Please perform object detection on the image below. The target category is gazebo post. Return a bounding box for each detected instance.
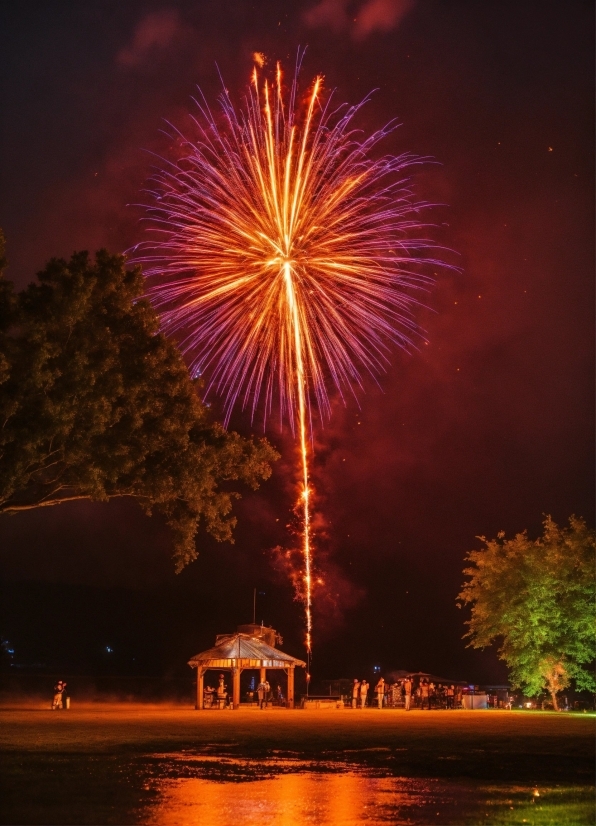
[287,665,295,709]
[260,666,266,684]
[232,667,241,709]
[196,667,205,710]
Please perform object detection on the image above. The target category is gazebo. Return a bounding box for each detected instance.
[188,624,306,709]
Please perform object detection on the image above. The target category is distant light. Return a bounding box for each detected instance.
[106,646,113,654]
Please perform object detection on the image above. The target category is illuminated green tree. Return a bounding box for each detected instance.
[458,516,596,710]
[0,247,278,571]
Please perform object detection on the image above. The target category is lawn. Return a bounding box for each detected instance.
[1,704,593,824]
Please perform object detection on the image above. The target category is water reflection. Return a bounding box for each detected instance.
[142,754,594,826]
[147,772,448,826]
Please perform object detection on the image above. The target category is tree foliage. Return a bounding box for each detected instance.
[458,516,596,709]
[0,248,278,571]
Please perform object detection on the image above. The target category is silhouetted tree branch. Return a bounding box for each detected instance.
[0,247,279,571]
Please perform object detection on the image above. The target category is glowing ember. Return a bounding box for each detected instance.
[136,53,442,651]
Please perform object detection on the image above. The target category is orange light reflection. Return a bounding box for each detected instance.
[146,772,421,826]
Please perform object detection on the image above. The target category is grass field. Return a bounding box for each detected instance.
[1,703,594,825]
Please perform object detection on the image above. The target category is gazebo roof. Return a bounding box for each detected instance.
[188,632,306,670]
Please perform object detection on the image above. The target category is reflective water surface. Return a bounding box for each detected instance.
[141,754,593,826]
[147,772,464,826]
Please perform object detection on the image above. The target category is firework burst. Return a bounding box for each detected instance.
[136,54,443,653]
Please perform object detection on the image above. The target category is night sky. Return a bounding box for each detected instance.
[0,1,593,689]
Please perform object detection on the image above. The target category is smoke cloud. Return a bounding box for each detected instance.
[303,0,415,39]
[116,9,182,67]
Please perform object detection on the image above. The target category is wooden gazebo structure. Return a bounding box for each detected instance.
[188,625,306,709]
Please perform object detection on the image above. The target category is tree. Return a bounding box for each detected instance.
[458,516,596,710]
[0,248,278,571]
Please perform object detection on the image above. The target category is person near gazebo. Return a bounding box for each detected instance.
[257,677,268,709]
[217,674,228,707]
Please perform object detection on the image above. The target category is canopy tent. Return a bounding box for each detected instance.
[188,628,306,709]
[399,671,468,686]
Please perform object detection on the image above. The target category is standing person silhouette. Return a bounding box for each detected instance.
[360,679,369,709]
[375,677,385,709]
[404,677,412,711]
[216,674,228,708]
[421,679,430,710]
[352,679,360,709]
[52,681,65,710]
[257,677,268,709]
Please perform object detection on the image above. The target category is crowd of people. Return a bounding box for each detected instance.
[200,675,466,709]
[48,674,470,710]
[351,677,463,709]
[202,674,285,708]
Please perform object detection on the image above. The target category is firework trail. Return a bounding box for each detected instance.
[136,53,443,654]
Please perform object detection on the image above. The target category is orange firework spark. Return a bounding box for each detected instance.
[136,54,442,653]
